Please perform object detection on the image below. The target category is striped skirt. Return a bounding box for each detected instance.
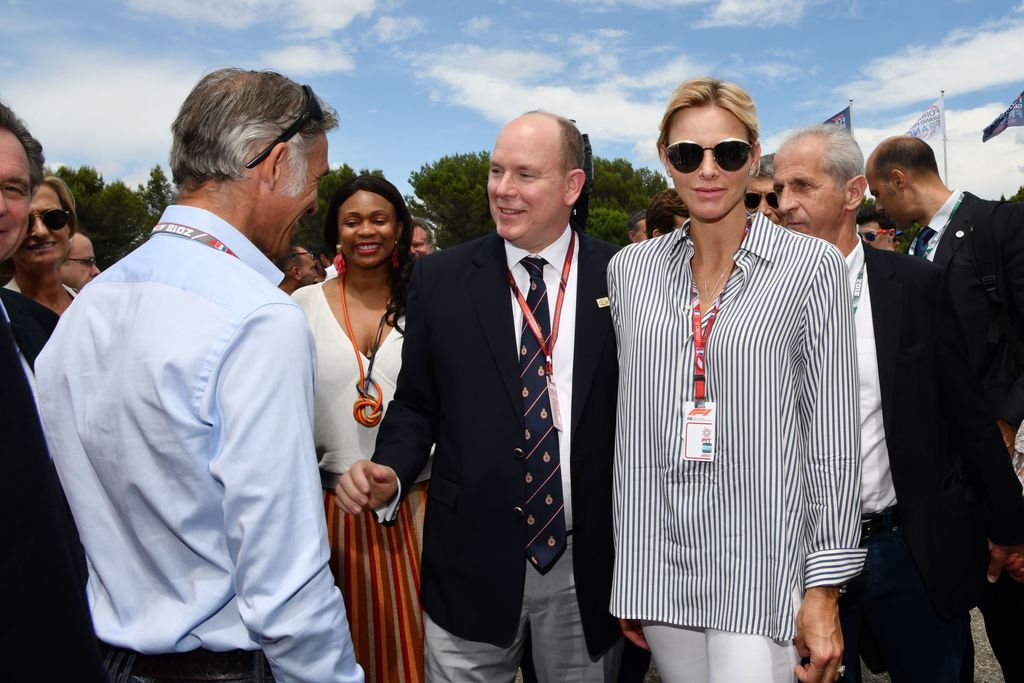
[323,481,429,683]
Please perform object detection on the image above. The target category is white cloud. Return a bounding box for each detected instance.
[0,48,202,182]
[123,0,377,37]
[262,41,356,75]
[372,15,426,42]
[566,0,703,8]
[462,16,492,36]
[839,12,1024,110]
[696,0,821,27]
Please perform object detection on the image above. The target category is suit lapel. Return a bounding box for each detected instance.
[932,192,975,268]
[864,247,900,434]
[469,234,524,424]
[571,235,611,437]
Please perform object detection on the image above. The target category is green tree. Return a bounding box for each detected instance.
[590,157,668,215]
[1010,185,1024,203]
[586,206,630,245]
[139,165,175,226]
[407,151,492,249]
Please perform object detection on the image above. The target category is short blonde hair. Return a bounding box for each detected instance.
[40,175,79,236]
[657,77,759,151]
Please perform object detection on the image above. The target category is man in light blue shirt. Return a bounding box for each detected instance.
[35,69,363,683]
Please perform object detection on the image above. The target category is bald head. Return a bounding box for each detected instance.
[867,135,940,180]
[865,135,950,229]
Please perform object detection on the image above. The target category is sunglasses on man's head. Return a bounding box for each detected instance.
[244,84,325,169]
[744,191,779,211]
[31,208,70,231]
[664,138,752,174]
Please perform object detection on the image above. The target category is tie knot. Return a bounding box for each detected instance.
[522,256,547,278]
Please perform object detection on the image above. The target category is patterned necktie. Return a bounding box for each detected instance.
[518,256,566,571]
[913,226,936,257]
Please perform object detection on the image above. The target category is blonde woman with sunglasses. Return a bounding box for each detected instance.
[4,175,78,315]
[607,77,863,683]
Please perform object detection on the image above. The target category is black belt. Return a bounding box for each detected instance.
[860,505,900,542]
[100,642,273,681]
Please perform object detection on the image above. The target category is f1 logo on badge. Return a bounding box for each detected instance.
[689,407,713,417]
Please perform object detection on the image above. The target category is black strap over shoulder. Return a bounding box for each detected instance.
[966,199,1024,376]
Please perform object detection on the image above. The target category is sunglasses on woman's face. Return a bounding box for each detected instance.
[744,191,779,211]
[664,138,752,174]
[30,208,70,231]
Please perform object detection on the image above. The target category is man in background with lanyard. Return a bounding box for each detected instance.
[776,125,1024,682]
[34,69,363,683]
[867,135,1024,681]
[337,112,624,681]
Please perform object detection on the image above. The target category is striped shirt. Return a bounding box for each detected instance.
[607,213,865,640]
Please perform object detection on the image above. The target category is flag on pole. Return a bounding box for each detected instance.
[823,106,852,130]
[982,89,1024,142]
[906,99,944,140]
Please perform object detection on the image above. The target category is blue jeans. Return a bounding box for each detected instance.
[838,514,968,683]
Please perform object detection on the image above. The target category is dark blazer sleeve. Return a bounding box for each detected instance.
[992,200,1024,425]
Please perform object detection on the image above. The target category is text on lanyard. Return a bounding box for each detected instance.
[151,222,237,258]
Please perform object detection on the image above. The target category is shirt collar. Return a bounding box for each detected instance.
[674,211,779,264]
[845,238,865,282]
[504,224,573,271]
[925,189,962,233]
[155,205,284,285]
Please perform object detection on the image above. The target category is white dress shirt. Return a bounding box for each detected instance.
[921,189,963,262]
[504,224,578,529]
[35,205,363,683]
[846,241,898,514]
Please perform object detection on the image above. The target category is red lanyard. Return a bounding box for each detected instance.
[151,223,237,258]
[690,281,721,403]
[507,230,576,376]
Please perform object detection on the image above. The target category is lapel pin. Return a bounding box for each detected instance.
[954,230,965,238]
[596,297,610,308]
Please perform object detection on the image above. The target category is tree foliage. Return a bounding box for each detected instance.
[1010,185,1024,203]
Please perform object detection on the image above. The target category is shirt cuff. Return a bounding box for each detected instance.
[373,478,403,525]
[804,547,867,589]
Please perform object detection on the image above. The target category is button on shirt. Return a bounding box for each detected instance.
[505,225,578,530]
[34,205,363,683]
[846,241,898,514]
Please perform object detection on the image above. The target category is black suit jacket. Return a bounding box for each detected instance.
[864,246,1024,617]
[933,192,1024,425]
[0,288,58,370]
[0,295,106,681]
[373,231,621,656]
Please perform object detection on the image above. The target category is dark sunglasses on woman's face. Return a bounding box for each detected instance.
[664,138,752,174]
[31,208,70,231]
[744,191,779,211]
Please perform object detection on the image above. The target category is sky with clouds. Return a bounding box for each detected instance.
[3,0,1024,203]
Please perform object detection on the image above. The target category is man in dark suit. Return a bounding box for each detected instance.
[0,101,106,682]
[774,125,1024,682]
[338,111,622,681]
[867,135,1024,681]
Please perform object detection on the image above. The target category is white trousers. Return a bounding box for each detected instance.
[643,621,797,683]
[424,537,622,682]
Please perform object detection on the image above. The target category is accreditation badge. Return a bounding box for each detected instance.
[682,401,716,462]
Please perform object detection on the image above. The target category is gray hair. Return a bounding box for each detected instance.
[755,153,774,179]
[0,101,45,191]
[170,68,339,195]
[522,110,585,174]
[628,209,646,232]
[778,124,863,189]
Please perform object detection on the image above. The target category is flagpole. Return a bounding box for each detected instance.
[941,90,948,185]
[848,98,854,137]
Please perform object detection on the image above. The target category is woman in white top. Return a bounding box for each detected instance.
[293,175,429,683]
[4,175,78,315]
[608,78,863,683]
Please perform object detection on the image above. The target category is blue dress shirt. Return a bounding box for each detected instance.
[35,205,363,683]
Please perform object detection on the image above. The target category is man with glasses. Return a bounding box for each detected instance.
[0,101,107,683]
[35,69,363,683]
[856,205,901,252]
[61,232,100,291]
[774,124,1024,682]
[277,243,323,294]
[745,154,782,224]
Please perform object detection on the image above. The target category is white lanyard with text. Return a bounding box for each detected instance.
[851,263,866,314]
[507,230,575,432]
[921,193,964,260]
[151,222,238,258]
